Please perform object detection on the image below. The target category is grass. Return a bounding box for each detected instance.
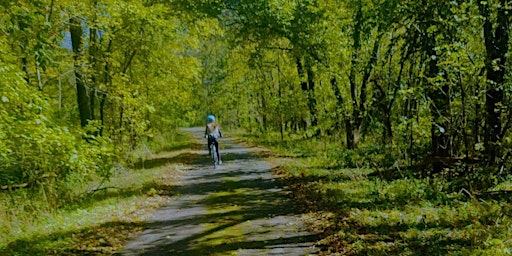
[235,131,512,255]
[0,130,199,255]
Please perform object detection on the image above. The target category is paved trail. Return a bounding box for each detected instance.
[119,127,319,255]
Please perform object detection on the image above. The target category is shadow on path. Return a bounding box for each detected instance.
[119,127,319,255]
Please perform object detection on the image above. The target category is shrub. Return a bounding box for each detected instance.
[0,57,115,205]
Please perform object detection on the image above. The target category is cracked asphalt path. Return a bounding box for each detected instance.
[119,127,319,255]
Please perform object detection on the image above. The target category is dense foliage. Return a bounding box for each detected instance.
[0,0,511,252]
[0,0,206,201]
[183,0,512,190]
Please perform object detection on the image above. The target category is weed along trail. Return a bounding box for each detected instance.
[118,127,319,255]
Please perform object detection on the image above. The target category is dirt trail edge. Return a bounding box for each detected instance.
[118,127,320,256]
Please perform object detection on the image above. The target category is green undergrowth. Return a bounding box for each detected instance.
[0,130,198,255]
[236,131,512,255]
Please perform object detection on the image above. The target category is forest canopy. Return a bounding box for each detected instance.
[0,0,511,202]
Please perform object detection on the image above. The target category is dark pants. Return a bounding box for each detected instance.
[208,136,221,161]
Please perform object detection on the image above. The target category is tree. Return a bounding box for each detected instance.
[69,16,93,128]
[478,0,511,163]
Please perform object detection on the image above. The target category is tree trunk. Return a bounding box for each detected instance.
[100,39,113,136]
[330,76,355,148]
[348,1,382,147]
[89,25,98,121]
[306,64,317,127]
[345,120,355,150]
[99,92,107,136]
[70,16,92,128]
[261,90,267,131]
[296,58,308,129]
[296,58,316,130]
[348,4,362,147]
[21,57,30,84]
[479,0,510,162]
[425,31,450,173]
[383,113,393,141]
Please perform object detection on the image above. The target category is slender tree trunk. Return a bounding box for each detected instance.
[345,120,355,150]
[384,59,405,141]
[353,32,382,140]
[348,3,362,147]
[474,71,483,146]
[21,57,30,84]
[58,74,62,110]
[306,64,317,128]
[459,62,470,159]
[90,88,96,120]
[34,52,43,91]
[330,76,354,148]
[119,105,123,129]
[89,31,97,121]
[426,35,451,173]
[348,1,381,147]
[261,90,267,131]
[99,92,107,136]
[330,77,344,113]
[277,53,284,141]
[100,39,112,136]
[296,58,317,130]
[296,58,308,130]
[17,17,31,84]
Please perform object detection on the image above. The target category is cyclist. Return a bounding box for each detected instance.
[205,114,222,165]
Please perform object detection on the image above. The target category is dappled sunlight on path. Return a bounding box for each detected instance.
[118,127,319,255]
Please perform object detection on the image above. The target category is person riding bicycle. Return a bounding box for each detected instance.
[205,114,222,165]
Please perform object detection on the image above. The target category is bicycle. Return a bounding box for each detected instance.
[208,135,219,168]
